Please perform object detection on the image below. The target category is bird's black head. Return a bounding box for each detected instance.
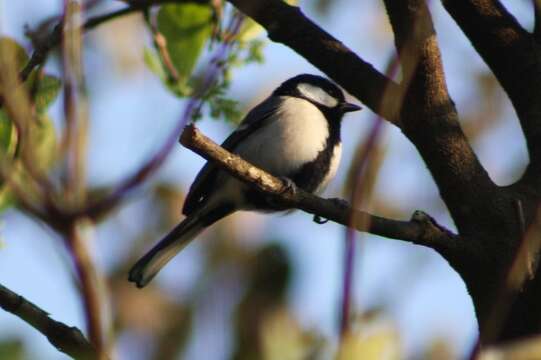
[272,74,361,116]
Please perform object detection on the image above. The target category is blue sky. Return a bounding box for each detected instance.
[0,0,534,358]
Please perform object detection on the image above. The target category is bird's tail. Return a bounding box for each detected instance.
[128,204,233,288]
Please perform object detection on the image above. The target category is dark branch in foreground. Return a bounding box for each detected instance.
[442,0,541,169]
[0,283,97,360]
[179,124,460,252]
[536,0,541,43]
[383,0,495,233]
[227,0,402,124]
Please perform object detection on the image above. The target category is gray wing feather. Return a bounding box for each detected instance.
[182,96,284,215]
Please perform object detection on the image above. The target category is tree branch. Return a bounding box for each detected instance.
[383,0,496,232]
[532,0,541,44]
[0,283,97,360]
[65,221,106,359]
[442,0,541,175]
[226,0,402,125]
[179,124,460,253]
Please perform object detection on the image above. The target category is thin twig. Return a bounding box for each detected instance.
[0,283,97,359]
[143,9,180,82]
[65,221,107,359]
[20,5,144,82]
[20,1,213,81]
[62,0,88,206]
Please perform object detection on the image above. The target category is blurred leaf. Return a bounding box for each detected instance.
[237,0,296,42]
[0,109,17,213]
[157,3,213,82]
[237,19,264,42]
[0,37,28,69]
[143,47,167,81]
[29,115,57,172]
[337,326,400,360]
[245,39,266,64]
[144,47,192,97]
[34,75,61,114]
[0,339,26,360]
[261,309,321,360]
[0,111,16,156]
[480,335,541,360]
[423,339,456,360]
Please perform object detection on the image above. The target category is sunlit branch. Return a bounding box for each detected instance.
[180,124,460,252]
[226,0,402,124]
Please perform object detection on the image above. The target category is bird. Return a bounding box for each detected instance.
[128,74,361,288]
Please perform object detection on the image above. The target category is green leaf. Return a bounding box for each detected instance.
[0,111,15,155]
[157,3,213,82]
[0,37,28,69]
[238,19,264,42]
[0,109,18,213]
[0,340,25,360]
[34,75,62,113]
[31,115,57,172]
[143,47,167,81]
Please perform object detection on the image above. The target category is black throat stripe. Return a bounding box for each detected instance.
[290,111,342,193]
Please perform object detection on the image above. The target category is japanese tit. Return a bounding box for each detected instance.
[129,74,361,288]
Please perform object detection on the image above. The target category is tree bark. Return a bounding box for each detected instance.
[227,0,541,345]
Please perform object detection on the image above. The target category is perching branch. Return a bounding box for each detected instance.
[179,124,460,253]
[442,0,541,171]
[226,0,402,124]
[0,283,97,360]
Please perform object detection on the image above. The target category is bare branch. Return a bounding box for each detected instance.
[179,124,460,252]
[65,221,108,360]
[226,0,402,124]
[442,0,541,175]
[0,283,97,359]
[383,0,496,231]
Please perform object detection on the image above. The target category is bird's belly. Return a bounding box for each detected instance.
[235,99,329,177]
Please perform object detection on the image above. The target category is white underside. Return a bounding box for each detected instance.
[235,97,330,175]
[209,97,341,209]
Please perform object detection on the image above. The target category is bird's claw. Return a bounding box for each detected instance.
[312,198,349,225]
[279,176,297,195]
[313,215,329,224]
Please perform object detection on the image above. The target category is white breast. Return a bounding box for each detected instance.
[235,97,329,176]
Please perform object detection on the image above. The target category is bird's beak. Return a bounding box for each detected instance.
[339,102,362,113]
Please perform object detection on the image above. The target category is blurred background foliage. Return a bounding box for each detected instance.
[0,0,537,359]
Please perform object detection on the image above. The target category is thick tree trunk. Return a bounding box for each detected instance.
[227,0,541,345]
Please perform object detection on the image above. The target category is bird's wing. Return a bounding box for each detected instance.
[182,96,284,215]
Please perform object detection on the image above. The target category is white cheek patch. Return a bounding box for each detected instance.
[296,83,339,108]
